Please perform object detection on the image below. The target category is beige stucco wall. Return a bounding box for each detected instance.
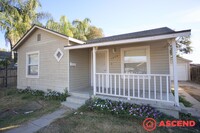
[17,29,69,92]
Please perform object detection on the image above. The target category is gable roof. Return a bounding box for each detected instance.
[177,57,192,62]
[65,27,191,50]
[12,24,85,51]
[87,27,177,44]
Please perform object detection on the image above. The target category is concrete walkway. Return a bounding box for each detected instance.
[5,107,72,133]
[178,82,200,118]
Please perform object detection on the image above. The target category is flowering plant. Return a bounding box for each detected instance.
[18,88,68,101]
[87,98,162,119]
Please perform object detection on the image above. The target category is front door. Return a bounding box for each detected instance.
[91,49,109,87]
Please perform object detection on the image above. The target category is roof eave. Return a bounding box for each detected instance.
[64,30,191,50]
[12,25,85,51]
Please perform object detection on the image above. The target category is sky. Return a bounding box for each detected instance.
[0,0,200,63]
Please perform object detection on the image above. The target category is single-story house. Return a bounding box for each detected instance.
[12,25,191,109]
[170,57,192,81]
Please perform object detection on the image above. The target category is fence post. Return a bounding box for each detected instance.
[5,60,8,87]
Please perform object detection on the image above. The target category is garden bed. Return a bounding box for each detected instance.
[0,88,68,130]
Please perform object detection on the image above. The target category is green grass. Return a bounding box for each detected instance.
[37,105,200,133]
[179,95,193,107]
[171,90,193,107]
[0,88,61,129]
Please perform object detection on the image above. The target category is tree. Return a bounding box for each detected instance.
[46,16,73,37]
[46,17,104,41]
[86,26,103,40]
[176,36,192,55]
[59,16,73,37]
[72,18,104,41]
[72,18,91,41]
[170,36,193,56]
[0,0,50,48]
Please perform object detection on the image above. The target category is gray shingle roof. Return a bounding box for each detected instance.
[86,27,175,44]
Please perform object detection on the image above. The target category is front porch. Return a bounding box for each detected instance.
[70,73,175,105]
[66,39,180,107]
[95,73,174,102]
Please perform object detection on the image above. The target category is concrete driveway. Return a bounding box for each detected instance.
[178,81,200,117]
[179,81,200,103]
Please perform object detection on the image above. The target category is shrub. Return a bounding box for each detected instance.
[86,98,162,119]
[44,90,68,101]
[18,88,68,101]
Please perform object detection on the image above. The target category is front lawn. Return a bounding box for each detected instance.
[0,88,66,130]
[37,98,200,133]
[171,90,193,107]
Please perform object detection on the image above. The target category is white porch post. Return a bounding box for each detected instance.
[93,47,96,95]
[172,40,179,106]
[66,49,70,93]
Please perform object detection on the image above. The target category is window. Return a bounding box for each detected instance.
[37,34,41,41]
[121,46,150,74]
[26,51,39,77]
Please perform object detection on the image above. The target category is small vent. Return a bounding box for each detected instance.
[37,34,41,41]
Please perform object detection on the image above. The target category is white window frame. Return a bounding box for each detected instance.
[121,46,151,74]
[26,51,40,78]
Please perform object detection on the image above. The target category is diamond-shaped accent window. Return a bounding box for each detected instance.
[54,48,63,62]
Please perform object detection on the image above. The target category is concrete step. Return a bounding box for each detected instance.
[61,101,82,110]
[67,96,88,104]
[69,92,90,99]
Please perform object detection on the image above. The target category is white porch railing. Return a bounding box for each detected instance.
[95,73,173,103]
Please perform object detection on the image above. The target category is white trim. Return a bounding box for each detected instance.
[93,47,96,95]
[172,40,179,106]
[26,51,40,78]
[176,57,192,62]
[91,49,109,86]
[168,43,171,90]
[120,46,151,74]
[68,37,85,44]
[54,48,64,62]
[66,49,70,92]
[188,63,191,80]
[12,25,85,50]
[64,31,191,50]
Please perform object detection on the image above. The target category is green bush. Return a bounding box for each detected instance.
[18,88,68,101]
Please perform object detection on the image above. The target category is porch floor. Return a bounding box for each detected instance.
[70,87,175,102]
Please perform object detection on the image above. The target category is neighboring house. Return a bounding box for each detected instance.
[170,57,192,81]
[0,51,11,61]
[12,25,191,115]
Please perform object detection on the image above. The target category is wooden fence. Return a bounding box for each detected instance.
[191,65,200,83]
[0,68,17,87]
